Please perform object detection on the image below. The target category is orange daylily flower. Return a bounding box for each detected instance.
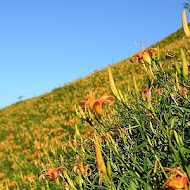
[0,173,5,178]
[147,47,157,57]
[182,87,188,97]
[164,167,189,190]
[6,135,14,141]
[82,92,114,116]
[39,166,63,182]
[82,91,96,108]
[130,44,152,64]
[73,163,89,175]
[8,181,17,187]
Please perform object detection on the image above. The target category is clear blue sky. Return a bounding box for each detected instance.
[0,0,184,108]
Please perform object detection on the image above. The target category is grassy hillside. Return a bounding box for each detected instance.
[0,26,190,189]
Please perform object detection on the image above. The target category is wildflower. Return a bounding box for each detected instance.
[82,92,114,116]
[99,134,108,142]
[0,173,5,178]
[8,181,17,187]
[180,48,189,82]
[164,167,189,190]
[33,151,39,158]
[81,91,96,108]
[182,10,190,38]
[34,141,43,150]
[182,87,188,97]
[6,135,14,141]
[130,44,152,64]
[147,47,158,57]
[73,163,89,175]
[39,166,63,182]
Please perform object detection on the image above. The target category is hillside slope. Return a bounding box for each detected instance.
[0,27,190,188]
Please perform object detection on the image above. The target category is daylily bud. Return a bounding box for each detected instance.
[143,52,152,64]
[132,76,140,100]
[108,66,121,101]
[180,48,189,81]
[75,125,81,138]
[147,135,153,147]
[174,63,181,76]
[153,160,159,173]
[175,74,181,93]
[106,160,112,178]
[64,171,77,190]
[94,137,107,176]
[182,87,188,97]
[157,46,160,60]
[182,10,190,38]
[173,130,181,146]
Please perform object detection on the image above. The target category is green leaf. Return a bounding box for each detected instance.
[131,142,147,153]
[171,105,190,113]
[180,147,190,154]
[128,179,137,190]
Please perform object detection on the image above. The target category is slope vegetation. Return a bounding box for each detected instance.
[0,27,189,189]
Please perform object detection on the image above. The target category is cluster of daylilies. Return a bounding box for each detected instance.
[37,10,190,190]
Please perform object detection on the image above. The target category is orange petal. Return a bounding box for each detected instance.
[93,101,103,115]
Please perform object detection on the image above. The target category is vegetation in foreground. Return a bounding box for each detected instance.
[1,9,190,190]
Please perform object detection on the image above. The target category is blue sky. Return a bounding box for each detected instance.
[0,0,185,108]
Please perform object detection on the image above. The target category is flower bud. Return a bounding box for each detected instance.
[182,10,190,37]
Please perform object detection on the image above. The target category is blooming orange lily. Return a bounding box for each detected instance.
[73,163,89,175]
[130,44,152,64]
[39,166,63,182]
[147,47,157,57]
[164,167,189,190]
[82,91,114,116]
